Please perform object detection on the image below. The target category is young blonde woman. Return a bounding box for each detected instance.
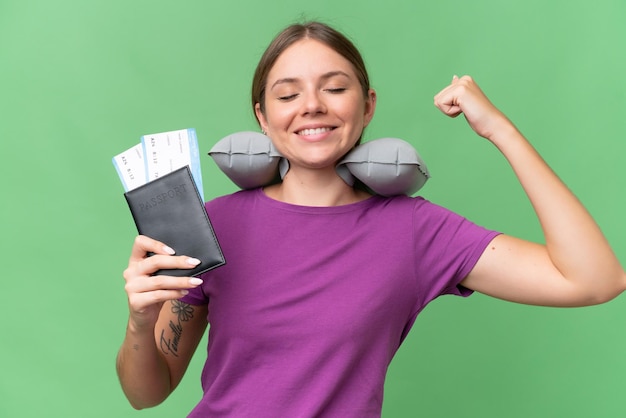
[116,21,625,417]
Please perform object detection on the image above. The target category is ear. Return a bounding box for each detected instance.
[255,103,269,134]
[363,89,377,127]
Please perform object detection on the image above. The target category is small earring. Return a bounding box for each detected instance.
[262,129,267,136]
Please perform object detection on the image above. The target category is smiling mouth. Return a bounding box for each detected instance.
[296,127,335,136]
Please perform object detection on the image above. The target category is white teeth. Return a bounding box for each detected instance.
[299,127,332,136]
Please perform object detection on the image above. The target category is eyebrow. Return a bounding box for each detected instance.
[270,70,351,90]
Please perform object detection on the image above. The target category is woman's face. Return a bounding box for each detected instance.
[255,39,376,172]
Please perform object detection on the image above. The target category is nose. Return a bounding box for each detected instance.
[301,90,326,116]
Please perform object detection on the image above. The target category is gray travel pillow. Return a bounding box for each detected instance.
[209,131,430,196]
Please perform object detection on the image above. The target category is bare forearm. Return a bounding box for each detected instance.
[116,322,172,410]
[492,125,625,301]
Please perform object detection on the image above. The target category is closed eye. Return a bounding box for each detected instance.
[277,93,298,101]
[326,88,346,94]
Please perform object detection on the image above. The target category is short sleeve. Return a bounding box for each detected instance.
[412,198,500,310]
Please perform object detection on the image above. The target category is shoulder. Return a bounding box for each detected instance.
[205,188,258,211]
[369,194,452,218]
[385,194,497,243]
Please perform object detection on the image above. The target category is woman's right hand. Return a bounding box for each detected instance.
[122,235,203,332]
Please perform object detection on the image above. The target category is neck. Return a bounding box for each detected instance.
[263,167,370,207]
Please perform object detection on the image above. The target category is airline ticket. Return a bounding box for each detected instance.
[112,128,204,201]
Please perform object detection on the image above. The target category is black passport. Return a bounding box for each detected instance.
[124,165,225,276]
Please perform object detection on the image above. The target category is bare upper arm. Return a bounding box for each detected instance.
[461,234,600,307]
[154,299,208,391]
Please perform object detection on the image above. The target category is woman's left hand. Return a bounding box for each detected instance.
[436,76,626,307]
[433,75,513,142]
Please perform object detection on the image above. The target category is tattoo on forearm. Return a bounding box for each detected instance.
[159,300,195,357]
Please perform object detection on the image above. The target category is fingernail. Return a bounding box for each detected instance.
[180,290,189,295]
[189,278,203,285]
[164,245,175,255]
[187,257,201,265]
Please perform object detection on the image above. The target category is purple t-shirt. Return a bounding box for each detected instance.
[180,188,499,417]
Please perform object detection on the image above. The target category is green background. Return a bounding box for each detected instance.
[1,0,624,417]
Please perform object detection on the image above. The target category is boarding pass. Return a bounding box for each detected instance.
[112,128,204,201]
